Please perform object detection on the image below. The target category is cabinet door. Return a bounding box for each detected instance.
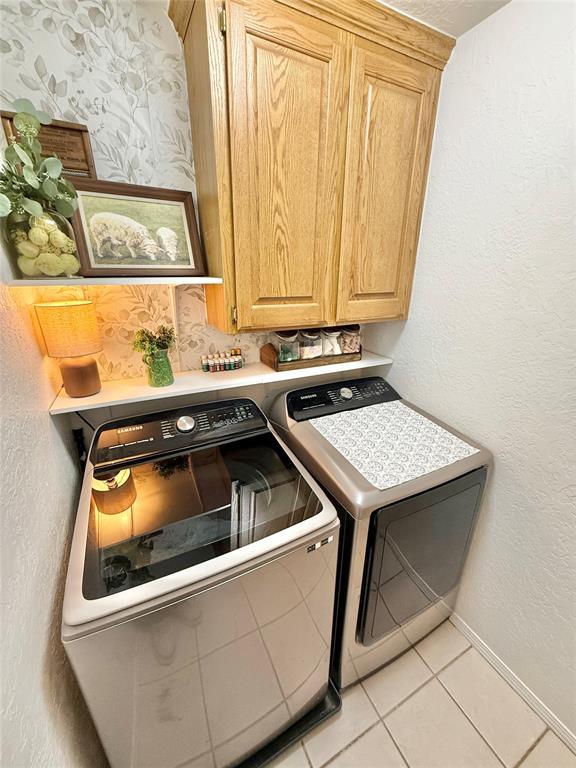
[336,38,440,323]
[227,0,350,330]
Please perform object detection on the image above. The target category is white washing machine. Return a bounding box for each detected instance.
[62,398,340,768]
[270,377,492,689]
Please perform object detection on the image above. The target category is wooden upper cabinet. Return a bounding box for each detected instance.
[336,37,441,323]
[226,0,349,329]
[170,0,454,332]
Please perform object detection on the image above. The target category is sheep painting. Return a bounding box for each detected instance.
[78,190,199,271]
[89,213,165,261]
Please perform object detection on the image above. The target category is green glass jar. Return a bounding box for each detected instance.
[6,208,80,279]
[143,349,174,387]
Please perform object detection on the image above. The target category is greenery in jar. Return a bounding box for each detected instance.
[133,325,176,388]
[133,325,176,356]
[0,99,81,277]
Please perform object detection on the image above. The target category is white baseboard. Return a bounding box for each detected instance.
[449,613,576,754]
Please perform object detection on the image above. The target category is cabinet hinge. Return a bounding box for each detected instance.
[219,4,226,36]
[232,305,237,324]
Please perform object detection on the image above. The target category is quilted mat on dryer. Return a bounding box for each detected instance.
[309,400,479,490]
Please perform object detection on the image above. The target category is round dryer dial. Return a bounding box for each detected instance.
[176,415,196,433]
[339,387,354,400]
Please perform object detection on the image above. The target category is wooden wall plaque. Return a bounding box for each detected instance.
[1,111,97,179]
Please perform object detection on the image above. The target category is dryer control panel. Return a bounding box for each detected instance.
[91,398,266,467]
[287,377,400,421]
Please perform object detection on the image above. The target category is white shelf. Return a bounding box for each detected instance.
[49,351,393,415]
[6,276,223,287]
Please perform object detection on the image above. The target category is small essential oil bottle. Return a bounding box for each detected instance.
[201,356,209,372]
[208,357,214,373]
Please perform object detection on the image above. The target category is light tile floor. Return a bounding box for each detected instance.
[269,620,576,768]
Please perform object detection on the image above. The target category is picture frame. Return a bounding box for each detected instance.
[1,111,97,179]
[71,179,206,277]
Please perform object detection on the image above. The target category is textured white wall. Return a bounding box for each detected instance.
[366,0,576,735]
[0,285,107,766]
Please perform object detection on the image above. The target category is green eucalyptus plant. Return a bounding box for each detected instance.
[0,98,78,220]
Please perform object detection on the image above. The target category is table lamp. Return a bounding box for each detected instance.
[34,300,103,397]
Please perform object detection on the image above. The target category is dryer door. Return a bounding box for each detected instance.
[359,468,487,646]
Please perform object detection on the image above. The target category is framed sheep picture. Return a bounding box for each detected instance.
[71,180,205,277]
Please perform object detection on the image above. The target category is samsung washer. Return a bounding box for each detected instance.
[62,398,340,768]
[269,377,492,689]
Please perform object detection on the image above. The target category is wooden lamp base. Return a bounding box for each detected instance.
[60,356,102,398]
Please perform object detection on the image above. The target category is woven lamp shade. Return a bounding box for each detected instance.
[34,301,102,358]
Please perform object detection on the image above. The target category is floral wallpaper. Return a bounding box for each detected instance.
[175,286,269,372]
[1,0,266,380]
[36,282,270,382]
[0,0,194,188]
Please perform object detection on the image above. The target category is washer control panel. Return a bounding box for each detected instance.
[92,399,265,466]
[287,377,400,421]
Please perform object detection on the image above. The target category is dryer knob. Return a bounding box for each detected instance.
[176,415,196,433]
[339,387,354,400]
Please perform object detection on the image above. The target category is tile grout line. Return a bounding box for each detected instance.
[361,670,434,721]
[361,662,459,768]
[320,721,382,768]
[360,674,428,768]
[434,672,508,768]
[432,640,549,767]
[512,728,549,768]
[306,621,559,768]
[413,636,472,676]
[315,683,383,768]
[301,738,314,768]
[380,718,411,768]
[420,637,509,767]
[416,637,514,767]
[369,638,508,768]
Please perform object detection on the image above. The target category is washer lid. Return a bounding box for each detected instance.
[64,428,336,627]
